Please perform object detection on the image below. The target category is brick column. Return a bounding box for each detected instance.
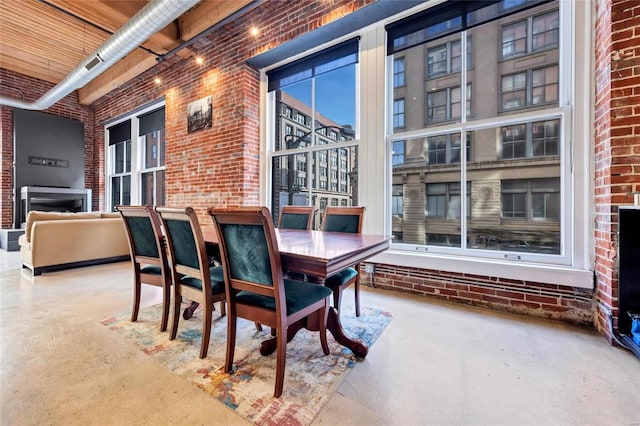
[594,0,640,341]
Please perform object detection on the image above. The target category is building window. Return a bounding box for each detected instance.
[426,37,472,78]
[106,104,165,210]
[427,85,471,123]
[392,140,405,166]
[501,65,558,110]
[427,182,461,219]
[393,57,405,87]
[394,98,405,128]
[392,185,403,217]
[501,178,560,221]
[501,9,559,59]
[501,119,559,159]
[427,133,470,165]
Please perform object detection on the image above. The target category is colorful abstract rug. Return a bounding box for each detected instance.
[101,303,392,425]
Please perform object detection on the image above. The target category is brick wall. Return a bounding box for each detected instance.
[360,264,594,325]
[594,0,640,341]
[0,69,94,227]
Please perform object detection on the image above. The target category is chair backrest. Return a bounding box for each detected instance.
[322,206,365,234]
[278,205,314,230]
[116,205,165,265]
[155,207,208,279]
[208,207,286,309]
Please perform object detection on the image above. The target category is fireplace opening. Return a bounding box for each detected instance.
[19,186,91,228]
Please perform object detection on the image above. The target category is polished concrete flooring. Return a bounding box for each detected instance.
[1,249,639,426]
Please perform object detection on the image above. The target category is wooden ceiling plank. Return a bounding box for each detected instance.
[179,0,254,41]
[44,0,193,56]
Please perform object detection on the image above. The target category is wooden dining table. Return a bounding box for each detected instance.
[203,226,391,358]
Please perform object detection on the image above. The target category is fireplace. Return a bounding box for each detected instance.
[20,186,92,228]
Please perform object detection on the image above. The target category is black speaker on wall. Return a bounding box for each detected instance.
[617,206,640,352]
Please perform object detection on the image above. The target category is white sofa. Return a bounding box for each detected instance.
[19,211,130,275]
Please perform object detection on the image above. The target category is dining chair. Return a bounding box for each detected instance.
[155,206,226,359]
[278,205,314,230]
[322,206,365,317]
[278,205,314,281]
[208,206,332,398]
[116,205,171,332]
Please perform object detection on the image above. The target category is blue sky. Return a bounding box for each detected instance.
[282,65,355,128]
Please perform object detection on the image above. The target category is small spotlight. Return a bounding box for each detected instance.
[154,77,161,85]
[250,26,259,37]
[195,56,204,65]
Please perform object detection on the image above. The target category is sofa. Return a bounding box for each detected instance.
[19,211,130,275]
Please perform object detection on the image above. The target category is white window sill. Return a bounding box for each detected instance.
[369,249,594,289]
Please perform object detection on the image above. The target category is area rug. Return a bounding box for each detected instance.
[101,302,392,425]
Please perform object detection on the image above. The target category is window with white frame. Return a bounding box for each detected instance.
[261,0,591,287]
[267,40,358,226]
[387,0,570,259]
[106,102,165,211]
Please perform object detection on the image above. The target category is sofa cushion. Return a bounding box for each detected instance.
[25,211,102,243]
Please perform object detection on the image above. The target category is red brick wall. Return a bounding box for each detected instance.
[361,264,594,324]
[594,0,640,341]
[92,0,372,225]
[0,69,94,227]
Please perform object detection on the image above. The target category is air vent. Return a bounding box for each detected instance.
[85,54,104,71]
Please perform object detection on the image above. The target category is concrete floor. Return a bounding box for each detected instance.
[1,249,639,426]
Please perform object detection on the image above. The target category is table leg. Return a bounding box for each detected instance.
[258,306,369,358]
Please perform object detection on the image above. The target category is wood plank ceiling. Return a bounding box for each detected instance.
[0,0,254,105]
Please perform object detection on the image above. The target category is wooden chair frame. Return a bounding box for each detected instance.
[116,205,171,332]
[322,206,365,316]
[156,206,226,359]
[278,205,314,230]
[208,206,330,397]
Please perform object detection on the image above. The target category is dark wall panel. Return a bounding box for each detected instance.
[13,109,85,227]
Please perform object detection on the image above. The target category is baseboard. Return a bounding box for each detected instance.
[28,255,130,275]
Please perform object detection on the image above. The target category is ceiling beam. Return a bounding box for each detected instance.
[179,0,253,41]
[78,50,158,105]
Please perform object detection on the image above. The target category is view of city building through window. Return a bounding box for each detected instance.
[268,40,358,229]
[390,0,562,254]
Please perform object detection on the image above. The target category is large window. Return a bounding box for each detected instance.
[106,102,165,210]
[387,0,568,259]
[267,40,358,228]
[262,0,591,287]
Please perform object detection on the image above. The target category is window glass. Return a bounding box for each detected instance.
[106,105,164,209]
[269,41,357,226]
[389,0,562,257]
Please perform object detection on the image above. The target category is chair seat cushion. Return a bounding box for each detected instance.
[140,265,162,275]
[180,265,225,294]
[324,267,358,287]
[236,279,332,315]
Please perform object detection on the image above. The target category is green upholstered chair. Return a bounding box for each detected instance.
[155,206,226,359]
[278,205,314,281]
[208,206,332,398]
[322,206,365,317]
[278,205,314,230]
[116,205,171,332]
